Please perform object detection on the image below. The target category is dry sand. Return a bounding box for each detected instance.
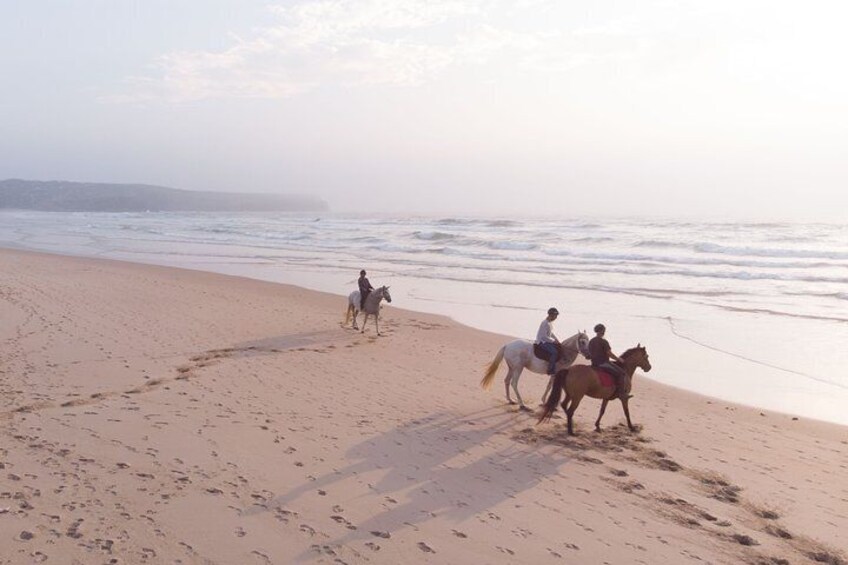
[1,248,846,564]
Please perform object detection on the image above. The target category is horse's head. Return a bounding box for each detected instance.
[575,330,590,358]
[380,286,392,303]
[630,344,651,373]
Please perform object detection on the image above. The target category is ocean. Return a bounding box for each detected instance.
[2,211,846,424]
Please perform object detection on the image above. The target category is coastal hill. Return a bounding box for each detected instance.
[0,179,328,212]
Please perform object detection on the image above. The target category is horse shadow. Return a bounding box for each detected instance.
[248,406,572,559]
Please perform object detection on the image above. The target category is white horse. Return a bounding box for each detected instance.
[480,331,590,411]
[345,286,392,336]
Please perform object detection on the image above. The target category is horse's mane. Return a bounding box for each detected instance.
[620,347,642,359]
[613,346,644,367]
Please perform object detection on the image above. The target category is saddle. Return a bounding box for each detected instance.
[594,369,617,389]
[533,343,563,362]
[595,366,629,399]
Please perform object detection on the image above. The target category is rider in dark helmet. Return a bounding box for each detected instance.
[536,307,561,375]
[358,269,374,310]
[588,323,628,399]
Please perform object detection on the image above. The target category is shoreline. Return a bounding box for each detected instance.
[1,247,846,564]
[2,242,846,427]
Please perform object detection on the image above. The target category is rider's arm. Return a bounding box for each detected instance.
[606,343,622,363]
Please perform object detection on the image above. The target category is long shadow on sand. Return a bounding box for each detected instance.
[248,406,572,558]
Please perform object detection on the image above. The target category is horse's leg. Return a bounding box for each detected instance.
[352,309,359,330]
[565,394,583,435]
[621,397,636,432]
[375,313,381,336]
[361,313,368,333]
[511,367,529,410]
[559,394,571,421]
[594,399,609,432]
[504,364,517,405]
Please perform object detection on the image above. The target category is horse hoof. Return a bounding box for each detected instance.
[519,405,533,413]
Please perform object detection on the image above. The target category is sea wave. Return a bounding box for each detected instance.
[634,239,691,249]
[411,231,457,241]
[488,241,537,251]
[4,211,847,326]
[695,242,848,260]
[434,217,520,228]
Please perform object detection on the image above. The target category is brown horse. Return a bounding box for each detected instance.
[537,345,651,435]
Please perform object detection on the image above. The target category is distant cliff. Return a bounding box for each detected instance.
[0,179,328,212]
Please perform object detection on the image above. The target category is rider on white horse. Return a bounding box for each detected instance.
[358,270,374,310]
[536,307,561,375]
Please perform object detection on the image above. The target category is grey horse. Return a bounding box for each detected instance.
[481,331,590,411]
[345,286,392,336]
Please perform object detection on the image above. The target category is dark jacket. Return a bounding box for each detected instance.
[588,336,612,367]
[358,276,373,295]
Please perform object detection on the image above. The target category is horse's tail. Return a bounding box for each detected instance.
[538,369,568,424]
[480,346,505,390]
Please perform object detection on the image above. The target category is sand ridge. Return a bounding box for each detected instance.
[1,248,846,564]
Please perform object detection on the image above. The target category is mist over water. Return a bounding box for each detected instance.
[2,211,847,423]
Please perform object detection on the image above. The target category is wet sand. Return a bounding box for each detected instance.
[1,248,846,564]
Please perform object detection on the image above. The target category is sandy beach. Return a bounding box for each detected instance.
[1,247,846,564]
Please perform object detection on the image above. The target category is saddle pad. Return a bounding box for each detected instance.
[596,370,616,389]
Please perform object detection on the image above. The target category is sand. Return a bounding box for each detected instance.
[1,247,846,564]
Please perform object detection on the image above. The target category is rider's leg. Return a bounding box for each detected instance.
[541,343,558,375]
[605,363,628,400]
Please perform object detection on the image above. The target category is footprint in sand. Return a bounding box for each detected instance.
[251,550,272,564]
[331,515,357,530]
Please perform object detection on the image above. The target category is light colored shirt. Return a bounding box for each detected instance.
[536,319,558,344]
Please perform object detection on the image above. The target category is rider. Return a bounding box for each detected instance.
[358,269,374,310]
[536,308,561,375]
[588,323,628,400]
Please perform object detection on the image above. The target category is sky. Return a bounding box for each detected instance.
[1,0,846,220]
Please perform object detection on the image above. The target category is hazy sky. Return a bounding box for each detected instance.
[1,1,846,219]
